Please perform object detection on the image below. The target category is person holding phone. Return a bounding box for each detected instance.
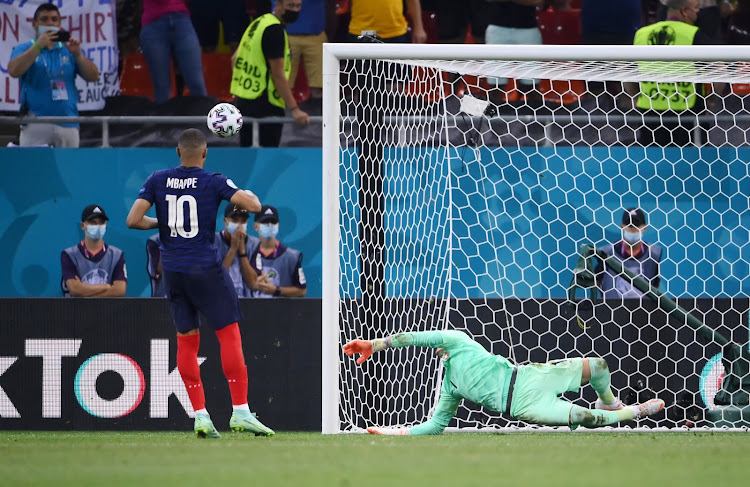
[7,3,99,148]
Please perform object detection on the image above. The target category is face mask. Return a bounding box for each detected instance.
[259,223,279,240]
[86,224,106,240]
[37,25,59,38]
[281,10,300,24]
[622,229,641,244]
[227,222,247,235]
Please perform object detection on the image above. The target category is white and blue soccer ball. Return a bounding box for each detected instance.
[207,102,243,138]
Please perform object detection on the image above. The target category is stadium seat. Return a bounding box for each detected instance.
[536,7,586,105]
[201,52,233,101]
[537,7,582,45]
[732,83,750,95]
[120,52,176,100]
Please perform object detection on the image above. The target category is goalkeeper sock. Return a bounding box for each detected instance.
[216,322,249,406]
[570,405,635,427]
[588,357,617,404]
[176,333,205,412]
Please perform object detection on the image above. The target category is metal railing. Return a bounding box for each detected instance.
[0,112,746,147]
[0,115,323,148]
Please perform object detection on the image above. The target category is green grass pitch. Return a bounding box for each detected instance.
[1,431,747,487]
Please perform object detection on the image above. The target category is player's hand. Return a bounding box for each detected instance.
[66,37,82,57]
[256,273,276,294]
[230,226,246,249]
[343,339,373,365]
[291,107,310,126]
[36,29,57,50]
[411,27,428,44]
[367,427,410,435]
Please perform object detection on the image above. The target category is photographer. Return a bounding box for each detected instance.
[7,3,99,148]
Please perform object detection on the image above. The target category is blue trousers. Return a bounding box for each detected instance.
[140,12,207,103]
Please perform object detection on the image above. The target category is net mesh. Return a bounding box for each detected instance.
[335,54,750,432]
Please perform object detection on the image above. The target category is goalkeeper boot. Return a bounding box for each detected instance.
[229,410,275,436]
[367,427,410,436]
[632,398,665,420]
[194,414,221,439]
[594,398,624,411]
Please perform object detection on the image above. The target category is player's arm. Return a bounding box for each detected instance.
[98,280,127,297]
[344,330,468,364]
[126,199,158,230]
[229,190,262,214]
[98,255,127,297]
[65,277,112,297]
[239,255,258,290]
[368,377,460,436]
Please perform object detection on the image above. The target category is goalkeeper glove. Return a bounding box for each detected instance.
[367,427,411,435]
[343,338,390,364]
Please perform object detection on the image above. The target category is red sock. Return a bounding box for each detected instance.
[176,333,205,412]
[215,323,249,406]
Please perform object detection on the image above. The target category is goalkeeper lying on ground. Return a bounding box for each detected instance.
[343,330,664,434]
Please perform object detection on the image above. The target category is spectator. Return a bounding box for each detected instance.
[250,205,307,298]
[286,0,328,99]
[696,0,735,42]
[7,3,100,148]
[595,208,663,299]
[61,205,127,297]
[347,0,427,43]
[116,0,142,59]
[231,0,311,147]
[630,0,722,146]
[728,0,750,44]
[581,0,641,45]
[484,0,544,92]
[215,204,261,297]
[146,233,166,297]
[189,0,250,52]
[140,0,207,104]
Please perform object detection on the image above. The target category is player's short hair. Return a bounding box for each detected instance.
[34,3,60,20]
[178,129,207,152]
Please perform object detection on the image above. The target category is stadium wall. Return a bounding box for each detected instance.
[1,146,749,299]
[0,298,745,430]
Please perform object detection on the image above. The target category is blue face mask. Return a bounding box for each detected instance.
[259,223,279,240]
[86,224,106,240]
[37,25,59,38]
[622,229,641,244]
[227,222,247,235]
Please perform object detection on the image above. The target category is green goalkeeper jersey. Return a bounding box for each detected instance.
[388,330,515,435]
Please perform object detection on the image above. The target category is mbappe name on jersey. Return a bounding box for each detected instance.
[166,178,198,189]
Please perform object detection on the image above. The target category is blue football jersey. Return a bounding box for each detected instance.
[138,166,239,272]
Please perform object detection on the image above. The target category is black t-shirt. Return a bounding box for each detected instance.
[487,3,538,29]
[692,28,717,45]
[262,23,285,60]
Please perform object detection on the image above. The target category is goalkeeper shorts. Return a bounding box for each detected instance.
[510,358,583,426]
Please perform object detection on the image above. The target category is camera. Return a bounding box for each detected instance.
[55,30,71,42]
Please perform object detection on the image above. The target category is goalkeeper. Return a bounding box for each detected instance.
[344,330,664,434]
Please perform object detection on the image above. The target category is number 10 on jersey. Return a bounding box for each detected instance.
[166,194,198,238]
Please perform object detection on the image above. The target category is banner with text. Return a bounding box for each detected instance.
[0,0,119,111]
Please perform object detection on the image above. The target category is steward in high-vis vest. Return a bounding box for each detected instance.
[230,0,310,148]
[630,0,718,145]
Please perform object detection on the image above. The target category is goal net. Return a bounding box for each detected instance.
[321,44,750,433]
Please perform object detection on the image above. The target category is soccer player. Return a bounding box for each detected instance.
[126,128,274,439]
[344,330,664,434]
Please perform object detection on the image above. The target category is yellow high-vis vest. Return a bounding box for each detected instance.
[633,21,700,111]
[230,13,291,108]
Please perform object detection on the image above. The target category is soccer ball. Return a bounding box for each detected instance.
[207,103,243,138]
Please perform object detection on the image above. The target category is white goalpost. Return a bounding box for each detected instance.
[322,43,750,434]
